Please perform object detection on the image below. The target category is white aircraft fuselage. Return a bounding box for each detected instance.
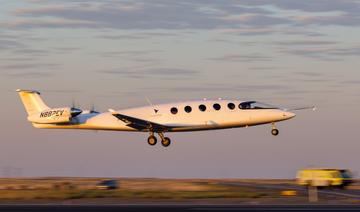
[17,89,296,147]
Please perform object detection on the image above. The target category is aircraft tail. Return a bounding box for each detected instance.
[16,89,50,115]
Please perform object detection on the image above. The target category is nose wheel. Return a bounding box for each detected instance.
[271,123,279,136]
[147,132,171,147]
[271,129,279,136]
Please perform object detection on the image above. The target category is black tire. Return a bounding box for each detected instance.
[161,137,171,147]
[271,129,279,136]
[147,135,157,146]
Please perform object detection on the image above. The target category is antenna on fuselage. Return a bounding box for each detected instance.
[145,97,159,114]
[145,97,153,107]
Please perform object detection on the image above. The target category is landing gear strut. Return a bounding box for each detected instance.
[271,123,279,136]
[158,132,171,147]
[147,132,171,147]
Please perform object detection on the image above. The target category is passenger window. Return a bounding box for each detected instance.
[184,106,192,113]
[199,104,206,112]
[213,103,221,110]
[227,103,235,110]
[170,107,178,114]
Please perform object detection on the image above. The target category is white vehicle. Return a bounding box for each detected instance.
[17,89,303,147]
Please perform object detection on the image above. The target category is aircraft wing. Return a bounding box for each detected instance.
[110,111,171,132]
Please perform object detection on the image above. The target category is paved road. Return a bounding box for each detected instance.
[222,182,360,199]
[1,204,360,212]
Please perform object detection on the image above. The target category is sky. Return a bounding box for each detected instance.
[0,0,359,179]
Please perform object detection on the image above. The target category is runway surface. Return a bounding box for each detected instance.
[1,204,360,212]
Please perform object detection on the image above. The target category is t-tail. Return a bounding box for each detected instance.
[16,89,50,115]
[16,89,82,125]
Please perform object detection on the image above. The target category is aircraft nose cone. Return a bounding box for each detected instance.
[282,111,296,119]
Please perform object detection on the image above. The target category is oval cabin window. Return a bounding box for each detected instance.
[184,106,192,113]
[228,102,235,110]
[170,107,178,114]
[199,104,206,112]
[213,103,221,110]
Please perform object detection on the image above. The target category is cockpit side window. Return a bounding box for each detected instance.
[239,101,277,110]
[239,101,253,109]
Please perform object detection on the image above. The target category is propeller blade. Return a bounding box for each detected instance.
[70,99,82,117]
[90,103,99,113]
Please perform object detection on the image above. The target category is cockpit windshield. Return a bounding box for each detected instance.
[239,101,278,110]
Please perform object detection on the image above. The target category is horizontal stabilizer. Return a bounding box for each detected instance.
[16,89,41,95]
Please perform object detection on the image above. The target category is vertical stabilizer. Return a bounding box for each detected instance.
[16,89,49,115]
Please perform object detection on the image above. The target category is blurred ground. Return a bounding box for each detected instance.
[0,178,359,204]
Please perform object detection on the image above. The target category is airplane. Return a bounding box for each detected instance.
[16,89,309,147]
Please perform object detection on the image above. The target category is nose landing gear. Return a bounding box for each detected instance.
[271,128,279,136]
[147,132,171,147]
[271,123,279,136]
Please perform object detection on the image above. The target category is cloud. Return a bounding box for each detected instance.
[7,0,360,30]
[0,18,98,29]
[147,68,198,76]
[98,50,162,63]
[218,28,279,36]
[236,0,360,26]
[238,0,360,14]
[52,47,81,52]
[98,68,199,79]
[140,83,291,95]
[341,80,360,85]
[98,32,179,40]
[217,27,325,37]
[207,54,271,62]
[279,46,360,60]
[218,14,290,26]
[3,1,285,30]
[97,35,146,40]
[0,57,36,62]
[293,71,325,77]
[249,67,279,70]
[276,40,337,46]
[293,14,360,26]
[43,89,82,93]
[4,72,54,79]
[0,63,60,70]
[99,50,162,57]
[0,39,26,49]
[12,48,50,56]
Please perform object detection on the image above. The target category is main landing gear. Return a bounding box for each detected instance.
[271,123,279,136]
[147,133,157,146]
[147,132,171,147]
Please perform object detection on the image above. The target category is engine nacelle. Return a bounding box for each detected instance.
[27,107,82,124]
